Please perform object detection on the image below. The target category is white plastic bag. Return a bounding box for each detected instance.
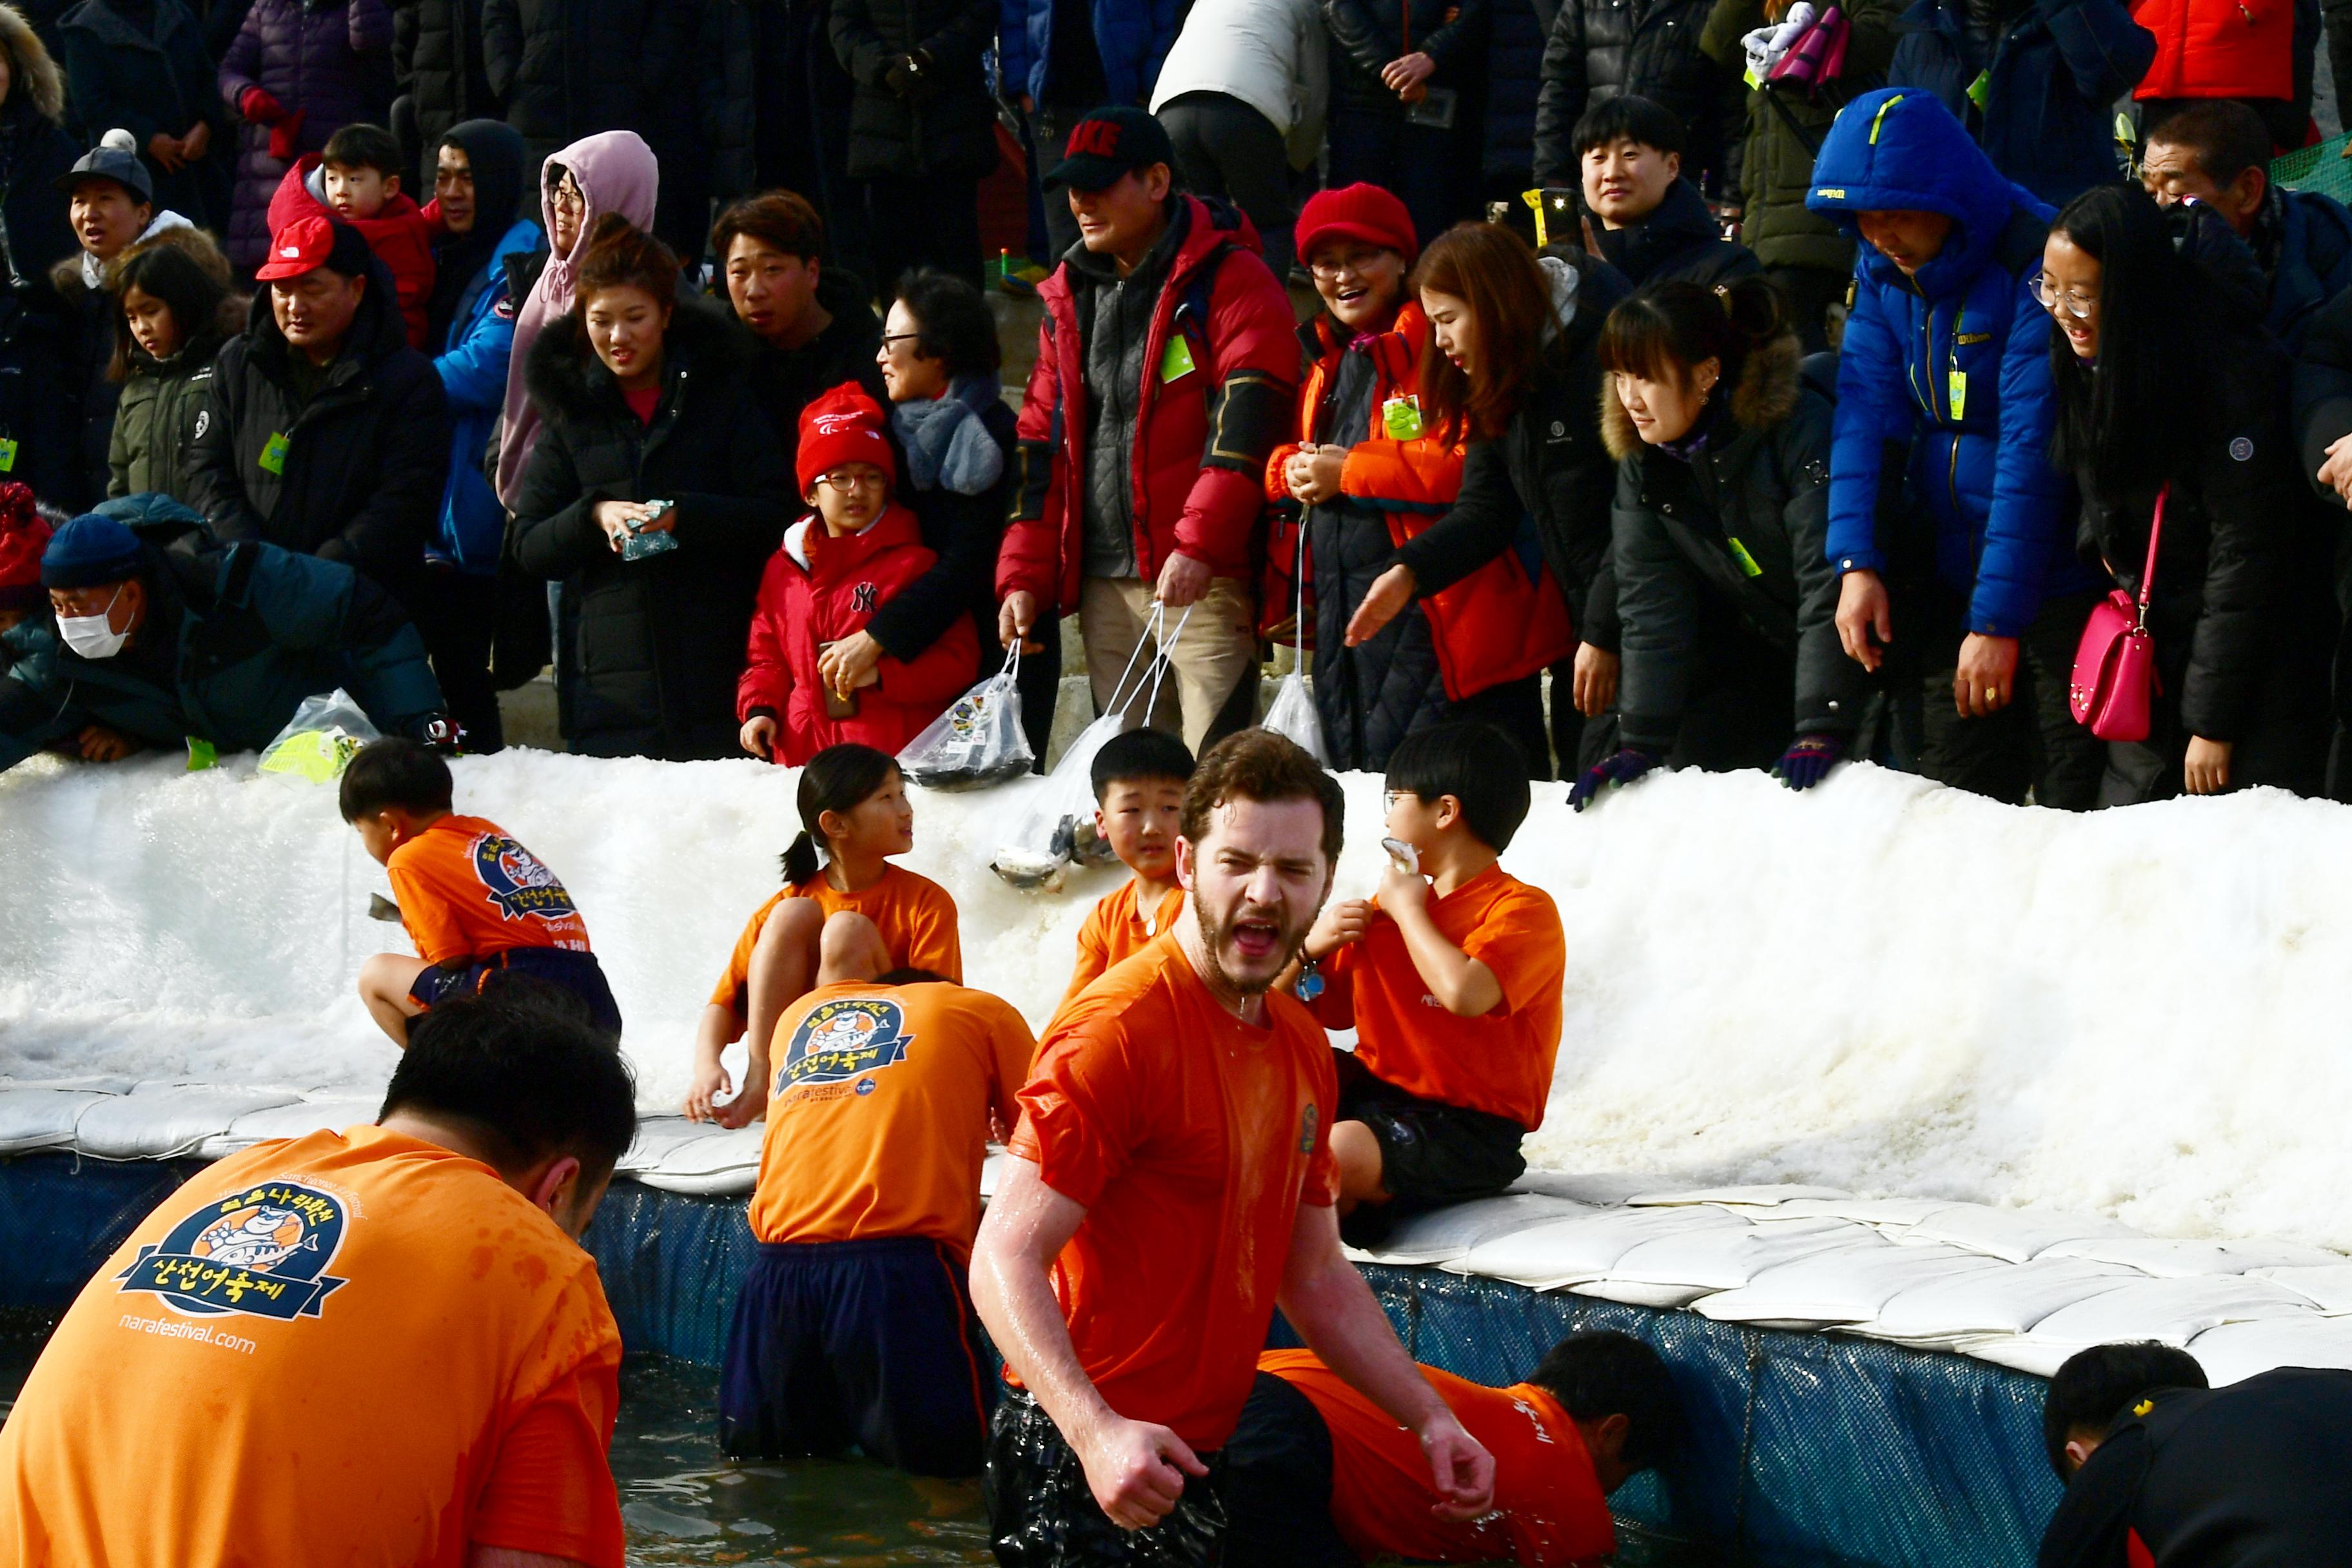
[898,645,1033,789]
[257,689,381,783]
[991,605,1190,890]
[1260,527,1328,761]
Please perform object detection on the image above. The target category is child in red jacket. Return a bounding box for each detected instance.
[265,123,440,349]
[738,384,980,767]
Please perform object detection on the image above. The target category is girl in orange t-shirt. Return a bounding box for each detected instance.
[685,744,962,1127]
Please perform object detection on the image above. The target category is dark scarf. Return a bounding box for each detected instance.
[425,119,529,351]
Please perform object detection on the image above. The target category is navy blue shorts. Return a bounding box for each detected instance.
[408,947,624,1039]
[719,1235,994,1477]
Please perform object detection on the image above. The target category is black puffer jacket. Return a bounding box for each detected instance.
[511,294,794,760]
[828,0,999,179]
[1392,250,1629,652]
[736,267,889,445]
[1484,0,1558,188]
[392,0,500,153]
[1588,175,1759,286]
[872,392,1017,662]
[1532,0,1739,188]
[479,0,690,159]
[1604,329,1861,749]
[1324,0,1489,115]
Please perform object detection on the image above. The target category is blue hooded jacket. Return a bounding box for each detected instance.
[432,216,543,576]
[1807,87,2086,637]
[2267,187,2352,354]
[997,0,1179,106]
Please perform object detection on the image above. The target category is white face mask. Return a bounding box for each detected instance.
[57,587,128,660]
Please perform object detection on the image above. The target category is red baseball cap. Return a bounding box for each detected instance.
[256,214,371,281]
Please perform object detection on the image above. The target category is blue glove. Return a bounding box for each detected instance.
[1569,747,1661,812]
[1776,733,1843,791]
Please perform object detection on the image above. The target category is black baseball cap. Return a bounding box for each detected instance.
[1044,106,1175,193]
[56,136,153,205]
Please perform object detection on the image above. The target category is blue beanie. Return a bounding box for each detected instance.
[40,513,144,590]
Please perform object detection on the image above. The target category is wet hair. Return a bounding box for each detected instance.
[712,188,826,266]
[2042,1342,2208,1478]
[782,743,902,885]
[1384,721,1534,850]
[380,985,637,1183]
[892,267,1001,378]
[1091,726,1197,803]
[877,967,951,985]
[1180,729,1344,868]
[1599,277,1784,397]
[1413,223,1556,444]
[2144,99,2273,190]
[1573,95,1688,161]
[108,239,230,382]
[338,737,454,821]
[322,122,402,179]
[1527,1331,1685,1475]
[574,213,680,315]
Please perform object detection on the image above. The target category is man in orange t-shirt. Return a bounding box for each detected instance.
[1226,1335,1685,1567]
[970,731,1496,1568]
[0,992,638,1568]
[720,959,1034,1476]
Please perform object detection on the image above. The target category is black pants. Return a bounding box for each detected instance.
[1015,616,1064,769]
[861,171,984,291]
[2101,634,2330,805]
[1034,108,1086,264]
[409,569,504,753]
[986,1388,1229,1567]
[1222,1373,1355,1568]
[1159,92,1298,278]
[1896,585,2104,809]
[1445,673,1551,781]
[1629,614,1799,773]
[1765,264,1847,357]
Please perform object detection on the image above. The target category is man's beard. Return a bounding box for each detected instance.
[1190,891,1310,1001]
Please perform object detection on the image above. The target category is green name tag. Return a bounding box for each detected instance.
[1726,537,1765,578]
[0,437,19,473]
[186,737,217,771]
[1382,395,1425,441]
[1160,333,1196,383]
[1966,70,1990,109]
[259,431,290,476]
[1947,369,1968,422]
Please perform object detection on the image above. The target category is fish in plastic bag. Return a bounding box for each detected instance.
[899,645,1033,789]
[257,689,382,783]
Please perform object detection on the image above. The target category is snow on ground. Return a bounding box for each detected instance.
[5,748,2350,1250]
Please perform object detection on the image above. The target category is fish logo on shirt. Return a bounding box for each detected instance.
[778,997,915,1093]
[471,834,580,923]
[118,1181,349,1322]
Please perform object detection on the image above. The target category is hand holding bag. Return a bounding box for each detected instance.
[2068,484,2168,743]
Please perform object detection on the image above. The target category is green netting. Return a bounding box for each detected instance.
[2274,133,2352,203]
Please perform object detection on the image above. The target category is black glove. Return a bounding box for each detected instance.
[1775,733,1843,791]
[1569,746,1661,812]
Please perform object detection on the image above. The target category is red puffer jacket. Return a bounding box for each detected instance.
[738,502,981,765]
[995,195,1300,613]
[2132,0,2291,101]
[1264,304,1576,700]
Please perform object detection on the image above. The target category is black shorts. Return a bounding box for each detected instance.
[408,946,624,1039]
[1221,1372,1355,1568]
[718,1235,994,1476]
[985,1387,1229,1567]
[1335,1051,1527,1231]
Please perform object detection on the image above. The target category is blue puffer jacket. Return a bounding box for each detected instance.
[432,216,542,574]
[997,0,1178,104]
[1888,0,2153,210]
[2269,186,2352,355]
[1807,87,2084,638]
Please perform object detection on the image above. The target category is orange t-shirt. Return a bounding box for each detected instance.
[1259,1349,1616,1567]
[709,865,964,1028]
[1057,881,1188,1014]
[1010,932,1338,1450]
[386,814,593,965]
[750,980,1035,1257]
[1311,864,1566,1129]
[0,1125,625,1568]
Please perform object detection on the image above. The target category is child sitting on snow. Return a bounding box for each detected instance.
[685,743,961,1128]
[343,738,622,1044]
[1054,727,1194,1019]
[736,384,979,769]
[266,122,439,349]
[1297,720,1567,1241]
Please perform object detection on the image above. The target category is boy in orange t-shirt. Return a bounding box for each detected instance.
[0,993,637,1568]
[1225,1334,1683,1568]
[1055,727,1195,1017]
[342,739,623,1044]
[1298,721,1567,1242]
[720,946,1034,1477]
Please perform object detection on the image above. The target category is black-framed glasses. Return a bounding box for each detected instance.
[879,332,921,349]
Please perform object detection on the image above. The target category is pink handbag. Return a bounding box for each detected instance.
[2068,484,2167,742]
[1768,6,1851,91]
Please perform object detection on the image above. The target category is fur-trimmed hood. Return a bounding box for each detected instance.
[523,289,756,426]
[121,289,248,381]
[0,3,64,124]
[1601,328,1803,462]
[48,215,227,300]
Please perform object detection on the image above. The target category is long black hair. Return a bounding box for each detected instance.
[1598,275,1783,404]
[108,240,230,382]
[781,743,901,885]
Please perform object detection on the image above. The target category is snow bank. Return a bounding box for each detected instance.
[5,749,2349,1250]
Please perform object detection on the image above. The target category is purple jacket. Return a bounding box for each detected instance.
[217,0,395,269]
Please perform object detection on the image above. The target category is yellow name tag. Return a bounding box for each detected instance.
[0,437,18,473]
[260,431,291,475]
[1947,369,1968,421]
[1726,537,1765,578]
[1161,334,1196,383]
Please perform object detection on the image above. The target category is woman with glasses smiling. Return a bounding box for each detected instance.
[2044,184,2323,802]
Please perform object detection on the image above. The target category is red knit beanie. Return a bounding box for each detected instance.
[1294,184,1419,270]
[796,383,897,496]
[0,484,52,612]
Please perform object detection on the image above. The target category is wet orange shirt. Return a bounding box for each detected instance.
[386,813,593,964]
[1260,1349,1615,1567]
[1311,864,1566,1129]
[750,981,1035,1257]
[1057,881,1187,1015]
[1010,932,1338,1449]
[0,1125,625,1568]
[709,865,964,1028]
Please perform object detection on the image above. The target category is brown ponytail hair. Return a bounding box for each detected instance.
[1598,276,1785,396]
[1412,223,1556,444]
[574,213,681,317]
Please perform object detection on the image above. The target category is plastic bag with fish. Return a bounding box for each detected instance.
[899,645,1033,789]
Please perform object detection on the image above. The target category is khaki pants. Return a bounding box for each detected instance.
[1079,575,1258,753]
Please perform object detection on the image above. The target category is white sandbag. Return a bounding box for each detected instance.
[1861,1256,2144,1342]
[627,1123,765,1195]
[0,1088,111,1154]
[1505,1170,1674,1206]
[616,1115,729,1173]
[2189,1317,2352,1384]
[2039,1235,2344,1278]
[0,1075,137,1094]
[2248,1263,2352,1314]
[196,1096,384,1159]
[2017,1275,2317,1351]
[1626,1184,1854,1208]
[1351,1193,1591,1267]
[1901,1202,2140,1263]
[1604,1215,1888,1292]
[73,1083,301,1160]
[1568,1278,1714,1309]
[1451,1203,1750,1290]
[1696,1242,2007,1328]
[1748,1196,1952,1231]
[1948,1333,2075,1378]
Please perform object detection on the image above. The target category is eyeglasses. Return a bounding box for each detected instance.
[818,469,886,493]
[879,332,921,349]
[2030,273,2099,320]
[550,182,585,213]
[1309,250,1392,280]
